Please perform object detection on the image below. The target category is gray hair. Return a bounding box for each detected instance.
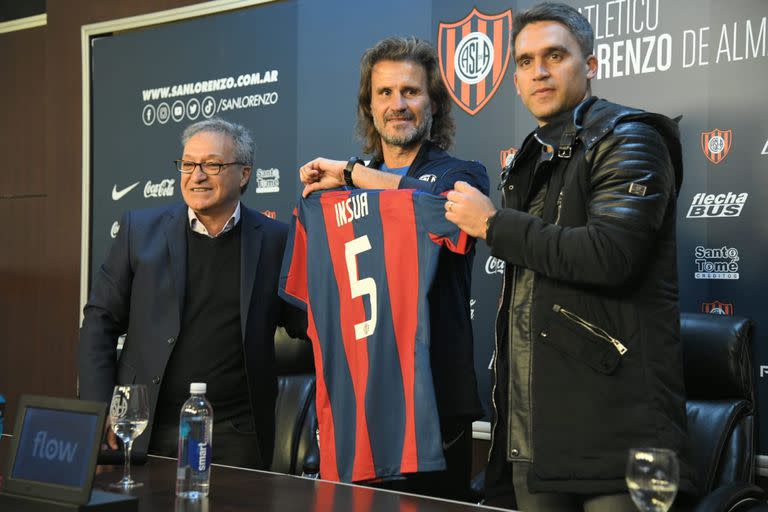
[511,2,594,58]
[181,118,254,193]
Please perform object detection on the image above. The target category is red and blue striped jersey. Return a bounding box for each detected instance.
[279,188,470,483]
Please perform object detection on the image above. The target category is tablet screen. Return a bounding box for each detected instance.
[11,406,99,488]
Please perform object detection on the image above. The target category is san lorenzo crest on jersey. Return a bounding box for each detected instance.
[701,128,732,164]
[438,8,512,116]
[500,146,518,168]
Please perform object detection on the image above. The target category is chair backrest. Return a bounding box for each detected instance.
[681,312,755,494]
[271,327,317,475]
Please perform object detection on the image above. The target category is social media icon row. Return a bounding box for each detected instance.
[142,96,216,126]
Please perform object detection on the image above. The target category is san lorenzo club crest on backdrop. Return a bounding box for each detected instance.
[701,300,734,315]
[438,8,512,116]
[701,128,732,164]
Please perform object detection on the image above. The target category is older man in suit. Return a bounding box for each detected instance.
[78,118,306,469]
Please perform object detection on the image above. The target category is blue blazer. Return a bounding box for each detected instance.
[78,202,306,464]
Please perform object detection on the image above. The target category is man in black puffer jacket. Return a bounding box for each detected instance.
[445,3,693,510]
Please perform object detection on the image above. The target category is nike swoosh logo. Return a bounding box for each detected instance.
[442,429,465,451]
[112,182,140,201]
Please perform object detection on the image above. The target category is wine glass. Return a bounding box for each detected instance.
[626,448,679,512]
[109,384,149,489]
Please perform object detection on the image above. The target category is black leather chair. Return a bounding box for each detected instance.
[680,312,765,512]
[470,313,766,510]
[271,327,318,476]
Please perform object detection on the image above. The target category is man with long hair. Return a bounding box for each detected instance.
[299,36,488,500]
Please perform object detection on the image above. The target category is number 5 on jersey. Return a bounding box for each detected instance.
[344,235,377,340]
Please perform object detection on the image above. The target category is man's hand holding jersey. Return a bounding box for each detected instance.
[445,181,497,240]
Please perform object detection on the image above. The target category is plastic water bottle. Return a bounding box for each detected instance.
[176,383,213,499]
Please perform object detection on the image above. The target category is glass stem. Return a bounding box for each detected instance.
[123,439,133,483]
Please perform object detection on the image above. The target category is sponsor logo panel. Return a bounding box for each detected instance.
[112,182,141,201]
[255,168,280,194]
[485,256,505,275]
[686,192,747,218]
[144,179,175,198]
[694,245,739,280]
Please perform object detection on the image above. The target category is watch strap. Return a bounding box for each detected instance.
[344,157,363,188]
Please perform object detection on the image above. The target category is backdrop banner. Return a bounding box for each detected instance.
[88,0,768,458]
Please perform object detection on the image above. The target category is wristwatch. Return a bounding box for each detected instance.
[344,157,363,188]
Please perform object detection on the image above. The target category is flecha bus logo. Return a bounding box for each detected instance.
[438,8,512,115]
[686,192,747,218]
[701,129,732,164]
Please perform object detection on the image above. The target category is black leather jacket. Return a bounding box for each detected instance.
[486,98,692,494]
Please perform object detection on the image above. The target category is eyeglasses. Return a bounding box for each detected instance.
[174,160,245,175]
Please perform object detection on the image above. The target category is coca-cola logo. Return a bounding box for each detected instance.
[144,179,175,198]
[485,256,505,275]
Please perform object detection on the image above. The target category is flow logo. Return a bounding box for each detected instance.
[112,182,140,201]
[31,431,78,462]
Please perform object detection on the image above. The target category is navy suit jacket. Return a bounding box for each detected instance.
[78,202,305,465]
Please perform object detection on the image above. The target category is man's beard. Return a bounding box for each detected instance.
[374,107,433,149]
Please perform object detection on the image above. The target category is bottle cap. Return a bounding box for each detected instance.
[190,382,207,394]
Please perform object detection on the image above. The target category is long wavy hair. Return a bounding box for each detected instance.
[357,37,455,159]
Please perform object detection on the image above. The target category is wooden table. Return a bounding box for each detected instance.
[1,436,509,512]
